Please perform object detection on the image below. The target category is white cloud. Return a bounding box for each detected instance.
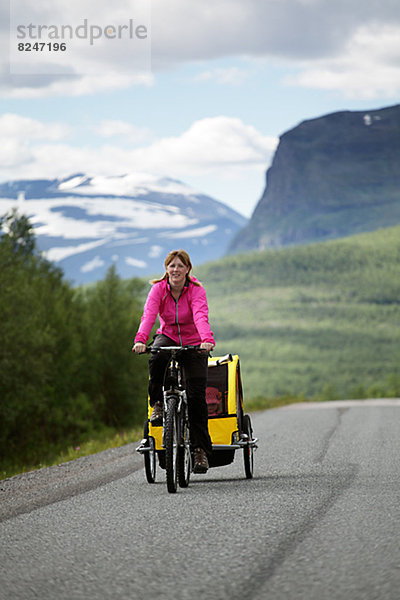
[193,67,249,86]
[94,119,152,143]
[4,0,151,97]
[0,114,278,182]
[0,113,69,139]
[2,0,400,97]
[126,117,278,175]
[0,138,33,168]
[286,23,400,98]
[149,0,400,84]
[1,72,153,99]
[0,113,71,169]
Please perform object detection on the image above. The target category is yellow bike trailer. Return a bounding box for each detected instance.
[139,353,257,481]
[205,353,257,475]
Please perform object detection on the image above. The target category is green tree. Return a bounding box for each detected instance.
[78,265,148,427]
[0,211,88,460]
[1,210,150,472]
[0,209,35,256]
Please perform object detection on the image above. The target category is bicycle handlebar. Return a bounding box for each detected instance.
[137,345,210,356]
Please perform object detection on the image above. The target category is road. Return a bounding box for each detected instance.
[1,399,400,600]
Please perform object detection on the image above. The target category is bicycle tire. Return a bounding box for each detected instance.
[242,414,254,479]
[178,416,191,488]
[143,420,156,483]
[165,394,179,493]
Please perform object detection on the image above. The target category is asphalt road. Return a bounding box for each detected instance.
[1,399,400,600]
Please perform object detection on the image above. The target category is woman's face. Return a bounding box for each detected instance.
[166,257,189,288]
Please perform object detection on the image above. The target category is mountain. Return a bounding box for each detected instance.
[0,173,246,284]
[198,224,400,400]
[229,103,400,253]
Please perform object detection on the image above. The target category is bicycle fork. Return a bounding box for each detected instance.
[162,390,189,449]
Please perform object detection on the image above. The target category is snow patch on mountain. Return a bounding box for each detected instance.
[46,238,107,262]
[58,173,198,199]
[158,224,217,239]
[1,196,197,238]
[125,257,148,269]
[81,256,105,273]
[0,173,247,284]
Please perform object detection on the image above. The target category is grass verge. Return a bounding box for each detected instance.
[1,425,143,481]
[244,394,310,412]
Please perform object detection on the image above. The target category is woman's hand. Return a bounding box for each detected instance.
[200,342,214,353]
[132,342,147,354]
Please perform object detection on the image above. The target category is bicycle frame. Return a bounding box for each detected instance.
[160,347,188,435]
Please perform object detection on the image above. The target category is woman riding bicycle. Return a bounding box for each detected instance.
[132,249,215,473]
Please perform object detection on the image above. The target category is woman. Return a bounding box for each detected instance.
[132,249,215,473]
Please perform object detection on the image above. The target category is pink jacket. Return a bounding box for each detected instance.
[134,277,215,346]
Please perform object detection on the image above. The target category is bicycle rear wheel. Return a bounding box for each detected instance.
[164,395,179,493]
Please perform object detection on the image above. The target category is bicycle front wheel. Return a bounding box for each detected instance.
[164,395,179,493]
[178,416,191,488]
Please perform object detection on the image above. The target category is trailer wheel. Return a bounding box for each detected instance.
[242,414,254,479]
[143,420,156,483]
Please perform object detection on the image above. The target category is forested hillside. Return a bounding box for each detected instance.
[198,225,400,401]
[0,211,148,477]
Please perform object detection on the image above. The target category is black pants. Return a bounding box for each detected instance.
[148,334,212,456]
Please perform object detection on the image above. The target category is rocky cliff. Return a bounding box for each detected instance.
[229,104,400,252]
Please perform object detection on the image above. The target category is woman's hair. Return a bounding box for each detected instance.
[150,249,202,286]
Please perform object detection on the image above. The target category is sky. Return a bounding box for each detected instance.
[1,0,400,217]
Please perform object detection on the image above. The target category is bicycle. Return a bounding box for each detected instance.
[137,345,206,493]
